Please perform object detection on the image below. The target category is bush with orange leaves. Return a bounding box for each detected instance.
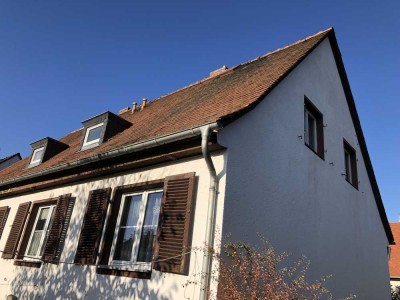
[186,238,355,300]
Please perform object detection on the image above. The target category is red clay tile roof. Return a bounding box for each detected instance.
[390,223,400,277]
[0,28,332,183]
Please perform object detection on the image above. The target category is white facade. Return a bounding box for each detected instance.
[0,153,227,300]
[218,38,391,299]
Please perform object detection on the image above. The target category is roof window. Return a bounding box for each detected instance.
[29,147,45,167]
[28,137,69,168]
[82,122,104,149]
[80,111,131,151]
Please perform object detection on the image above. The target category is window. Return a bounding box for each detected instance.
[25,205,55,260]
[110,190,162,271]
[74,174,195,278]
[27,138,68,168]
[343,140,358,188]
[82,122,104,150]
[1,194,73,267]
[304,97,324,158]
[29,147,45,167]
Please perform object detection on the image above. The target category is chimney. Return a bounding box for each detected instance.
[131,102,137,114]
[118,107,130,115]
[141,98,147,111]
[209,65,228,78]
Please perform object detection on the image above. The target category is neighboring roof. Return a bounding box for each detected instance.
[0,27,393,244]
[0,153,21,166]
[390,223,400,277]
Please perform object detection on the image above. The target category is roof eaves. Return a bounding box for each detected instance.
[0,121,222,190]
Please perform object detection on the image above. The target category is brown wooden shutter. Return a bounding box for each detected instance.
[74,188,111,265]
[154,172,196,275]
[2,202,31,259]
[0,206,10,240]
[42,194,72,263]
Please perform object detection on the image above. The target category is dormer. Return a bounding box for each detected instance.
[28,137,69,168]
[80,111,131,151]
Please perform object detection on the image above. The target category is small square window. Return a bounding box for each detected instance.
[25,204,55,260]
[304,97,324,158]
[343,140,358,188]
[29,147,45,167]
[110,189,163,271]
[82,122,104,150]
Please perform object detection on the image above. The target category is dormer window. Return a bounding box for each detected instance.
[82,122,104,149]
[80,111,131,151]
[28,138,68,168]
[29,147,45,167]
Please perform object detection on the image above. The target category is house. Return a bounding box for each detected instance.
[0,154,21,171]
[390,222,400,288]
[0,28,393,299]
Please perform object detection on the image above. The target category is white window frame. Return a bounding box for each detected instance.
[82,122,104,149]
[304,108,317,151]
[29,147,45,166]
[24,204,55,261]
[109,189,163,271]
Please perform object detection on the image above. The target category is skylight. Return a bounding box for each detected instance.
[29,147,45,167]
[82,122,104,149]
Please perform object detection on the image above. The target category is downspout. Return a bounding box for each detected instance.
[199,125,219,300]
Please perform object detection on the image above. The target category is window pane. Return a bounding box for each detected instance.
[35,207,50,230]
[137,192,162,262]
[86,125,102,143]
[308,114,316,150]
[143,192,162,226]
[32,148,44,163]
[345,151,351,181]
[26,231,43,256]
[137,228,156,262]
[120,195,142,227]
[113,227,136,261]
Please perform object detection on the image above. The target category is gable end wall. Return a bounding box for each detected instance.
[219,38,390,299]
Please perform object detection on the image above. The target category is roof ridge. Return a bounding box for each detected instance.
[128,27,333,110]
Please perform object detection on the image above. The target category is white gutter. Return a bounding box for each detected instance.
[199,125,219,300]
[0,122,222,188]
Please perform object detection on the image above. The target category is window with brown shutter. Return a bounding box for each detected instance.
[0,206,10,240]
[74,188,111,265]
[10,194,73,268]
[2,202,31,259]
[42,194,73,263]
[97,173,196,277]
[153,173,196,275]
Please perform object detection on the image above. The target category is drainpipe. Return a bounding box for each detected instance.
[199,125,219,300]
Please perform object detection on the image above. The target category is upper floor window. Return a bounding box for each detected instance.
[82,122,104,149]
[343,140,358,188]
[29,147,45,167]
[80,111,131,151]
[27,137,68,168]
[304,97,324,158]
[110,189,163,271]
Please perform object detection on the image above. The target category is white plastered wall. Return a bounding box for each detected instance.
[0,152,227,300]
[218,38,391,299]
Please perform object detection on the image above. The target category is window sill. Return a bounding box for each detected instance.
[345,178,359,190]
[96,266,152,279]
[14,260,42,268]
[304,143,324,160]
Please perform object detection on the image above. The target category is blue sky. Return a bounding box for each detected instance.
[0,1,399,221]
